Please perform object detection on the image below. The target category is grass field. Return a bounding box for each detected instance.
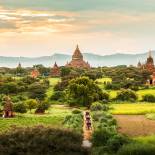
[0,105,72,133]
[46,77,60,99]
[134,135,155,145]
[111,103,155,115]
[106,89,155,100]
[96,77,112,83]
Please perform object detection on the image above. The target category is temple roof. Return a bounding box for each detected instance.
[72,45,83,60]
[53,62,58,68]
[147,50,154,64]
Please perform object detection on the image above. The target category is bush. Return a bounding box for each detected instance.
[63,113,83,133]
[92,128,116,146]
[90,102,109,111]
[107,134,130,152]
[116,89,137,102]
[13,102,27,113]
[117,143,155,155]
[142,94,155,102]
[72,109,82,114]
[25,99,38,112]
[51,91,65,101]
[0,126,88,155]
[35,101,50,114]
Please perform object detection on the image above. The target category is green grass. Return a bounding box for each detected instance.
[137,88,155,100]
[146,113,155,120]
[134,135,155,145]
[0,105,72,133]
[111,103,155,115]
[104,88,155,100]
[96,77,112,83]
[46,77,61,99]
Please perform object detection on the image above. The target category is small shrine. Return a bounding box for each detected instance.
[3,96,14,118]
[51,62,61,77]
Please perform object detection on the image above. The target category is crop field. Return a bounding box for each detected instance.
[111,103,155,115]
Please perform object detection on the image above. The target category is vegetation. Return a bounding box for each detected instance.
[0,126,88,155]
[67,76,107,107]
[115,89,137,102]
[111,103,155,115]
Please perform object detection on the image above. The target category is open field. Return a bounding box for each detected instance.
[46,77,60,99]
[114,115,155,137]
[108,89,155,100]
[111,103,155,115]
[95,77,112,83]
[135,135,155,145]
[0,105,72,133]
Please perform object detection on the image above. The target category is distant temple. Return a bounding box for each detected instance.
[138,50,155,85]
[51,62,61,77]
[3,96,13,118]
[66,45,90,69]
[31,67,40,78]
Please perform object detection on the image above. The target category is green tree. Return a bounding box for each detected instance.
[67,76,105,107]
[28,82,47,100]
[25,99,38,112]
[13,102,27,114]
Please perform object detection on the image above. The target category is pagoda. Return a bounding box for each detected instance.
[66,45,90,69]
[3,96,14,118]
[31,67,40,78]
[138,50,155,85]
[51,62,61,77]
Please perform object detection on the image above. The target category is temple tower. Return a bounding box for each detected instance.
[66,45,90,69]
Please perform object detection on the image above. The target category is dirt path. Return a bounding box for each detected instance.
[82,111,93,148]
[114,115,155,137]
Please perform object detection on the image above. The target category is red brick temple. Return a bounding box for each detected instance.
[3,96,14,118]
[51,62,61,77]
[31,67,40,78]
[138,50,155,85]
[66,45,90,69]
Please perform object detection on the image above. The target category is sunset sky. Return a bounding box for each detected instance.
[0,0,155,57]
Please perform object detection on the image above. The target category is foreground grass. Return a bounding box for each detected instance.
[111,103,155,115]
[0,105,72,133]
[134,135,155,145]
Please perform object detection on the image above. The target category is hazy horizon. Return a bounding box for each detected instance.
[0,0,155,57]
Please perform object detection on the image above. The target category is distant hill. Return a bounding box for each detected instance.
[0,51,154,68]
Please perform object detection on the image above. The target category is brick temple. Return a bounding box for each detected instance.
[66,45,90,69]
[138,50,155,85]
[51,62,61,77]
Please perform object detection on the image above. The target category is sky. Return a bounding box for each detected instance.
[0,0,155,57]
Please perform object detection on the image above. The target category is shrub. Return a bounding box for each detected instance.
[117,143,155,155]
[28,82,47,100]
[13,102,27,113]
[142,94,155,102]
[35,101,50,114]
[116,89,137,102]
[72,109,82,114]
[51,91,65,101]
[0,126,88,155]
[25,99,38,112]
[92,128,116,146]
[107,134,130,152]
[63,113,83,133]
[90,102,109,111]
